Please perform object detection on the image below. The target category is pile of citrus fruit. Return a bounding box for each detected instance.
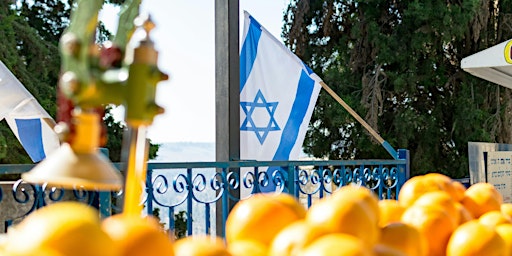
[1,172,512,256]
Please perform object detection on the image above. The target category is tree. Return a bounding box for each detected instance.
[0,1,159,172]
[284,0,512,178]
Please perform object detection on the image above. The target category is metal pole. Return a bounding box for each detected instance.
[215,0,240,237]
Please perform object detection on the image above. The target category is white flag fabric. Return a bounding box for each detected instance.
[0,60,59,162]
[240,11,321,162]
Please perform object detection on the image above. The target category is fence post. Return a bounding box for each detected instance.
[146,168,154,216]
[397,149,410,194]
[286,164,295,196]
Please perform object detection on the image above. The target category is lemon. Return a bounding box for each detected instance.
[5,201,117,256]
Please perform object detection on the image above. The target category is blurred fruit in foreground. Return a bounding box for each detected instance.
[4,202,117,256]
[268,220,327,256]
[373,244,407,256]
[101,214,174,256]
[496,223,512,255]
[401,204,455,256]
[300,233,372,256]
[446,220,506,256]
[501,203,512,219]
[174,236,231,256]
[412,190,459,225]
[379,222,427,256]
[479,210,512,228]
[228,240,267,256]
[377,199,405,227]
[461,182,503,218]
[225,193,304,246]
[454,202,473,224]
[306,185,380,246]
[398,175,444,207]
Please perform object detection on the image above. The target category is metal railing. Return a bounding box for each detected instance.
[0,149,409,236]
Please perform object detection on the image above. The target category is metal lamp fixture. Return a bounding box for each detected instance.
[22,110,123,190]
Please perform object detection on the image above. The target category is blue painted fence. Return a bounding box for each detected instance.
[0,149,409,236]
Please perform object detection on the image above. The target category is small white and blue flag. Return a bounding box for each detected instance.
[239,12,321,168]
[0,60,59,162]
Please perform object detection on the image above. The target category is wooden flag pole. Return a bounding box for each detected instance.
[319,81,398,159]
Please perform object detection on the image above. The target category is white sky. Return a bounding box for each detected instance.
[99,0,289,143]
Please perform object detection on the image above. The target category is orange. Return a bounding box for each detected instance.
[451,181,467,202]
[379,222,428,256]
[423,173,461,199]
[455,202,473,224]
[272,192,307,218]
[401,204,456,256]
[479,210,512,228]
[496,223,512,255]
[228,240,267,256]
[268,220,328,256]
[412,190,459,225]
[461,182,503,218]
[4,202,117,256]
[447,220,506,256]
[373,244,407,256]
[174,235,231,256]
[306,187,380,246]
[398,175,444,207]
[101,214,174,256]
[331,184,380,222]
[225,193,304,246]
[378,199,405,227]
[299,233,372,256]
[501,203,512,219]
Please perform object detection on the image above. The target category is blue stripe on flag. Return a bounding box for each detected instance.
[261,71,316,193]
[272,70,316,160]
[240,16,262,92]
[15,118,46,162]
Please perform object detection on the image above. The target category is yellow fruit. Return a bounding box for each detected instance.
[378,199,405,227]
[299,233,372,256]
[451,181,467,202]
[101,214,174,256]
[174,236,231,256]
[496,223,512,256]
[412,190,459,225]
[455,202,473,224]
[228,240,267,256]
[4,202,116,256]
[501,203,512,219]
[447,220,506,256]
[398,175,444,207]
[479,210,512,228]
[373,244,407,256]
[332,184,380,222]
[379,222,428,256]
[272,193,307,218]
[401,204,456,256]
[424,173,464,200]
[268,220,328,256]
[225,193,304,246]
[306,188,380,246]
[461,182,503,218]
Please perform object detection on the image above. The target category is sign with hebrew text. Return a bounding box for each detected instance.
[486,151,512,203]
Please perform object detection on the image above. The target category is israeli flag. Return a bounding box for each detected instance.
[0,60,59,162]
[240,12,321,163]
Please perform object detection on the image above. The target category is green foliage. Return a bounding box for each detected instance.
[285,0,512,178]
[151,208,187,239]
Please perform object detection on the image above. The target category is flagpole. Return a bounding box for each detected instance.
[319,81,398,159]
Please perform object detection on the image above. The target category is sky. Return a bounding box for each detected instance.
[99,0,289,143]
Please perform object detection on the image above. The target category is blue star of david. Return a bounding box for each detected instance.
[240,90,280,144]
